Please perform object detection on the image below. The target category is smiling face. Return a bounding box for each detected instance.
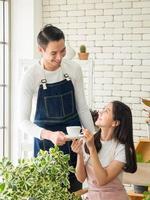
[39,39,66,71]
[95,103,117,129]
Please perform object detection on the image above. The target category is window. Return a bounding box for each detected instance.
[0,0,10,158]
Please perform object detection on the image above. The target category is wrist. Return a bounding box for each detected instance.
[40,129,46,140]
[89,146,97,154]
[78,151,83,157]
[40,129,52,140]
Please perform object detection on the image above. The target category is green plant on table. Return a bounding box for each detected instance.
[136,152,144,163]
[134,153,149,195]
[143,191,150,200]
[136,152,150,163]
[80,45,86,53]
[0,146,80,200]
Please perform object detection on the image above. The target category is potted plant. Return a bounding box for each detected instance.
[133,152,149,194]
[143,190,150,200]
[78,45,89,60]
[0,146,80,200]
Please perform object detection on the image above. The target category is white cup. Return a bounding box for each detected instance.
[66,126,81,138]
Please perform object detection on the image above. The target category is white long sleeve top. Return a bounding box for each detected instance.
[18,59,95,139]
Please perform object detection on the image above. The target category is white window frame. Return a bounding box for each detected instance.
[0,0,11,158]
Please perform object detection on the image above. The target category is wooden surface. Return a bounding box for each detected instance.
[135,139,150,162]
[123,163,150,186]
[128,191,144,200]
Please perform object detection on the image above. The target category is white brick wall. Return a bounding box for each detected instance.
[42,0,150,140]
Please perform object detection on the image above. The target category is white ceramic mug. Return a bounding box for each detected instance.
[66,126,81,137]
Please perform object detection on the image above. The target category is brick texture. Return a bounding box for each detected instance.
[42,0,150,139]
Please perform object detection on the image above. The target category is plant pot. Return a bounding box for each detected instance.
[78,52,89,60]
[133,185,148,194]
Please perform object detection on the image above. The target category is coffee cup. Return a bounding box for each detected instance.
[66,126,82,138]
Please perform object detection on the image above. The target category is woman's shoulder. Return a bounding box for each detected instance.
[116,142,125,151]
[114,142,126,163]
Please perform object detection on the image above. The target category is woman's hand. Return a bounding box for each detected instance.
[82,128,95,152]
[71,139,83,155]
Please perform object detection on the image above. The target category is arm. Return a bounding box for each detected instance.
[89,147,124,186]
[18,70,43,138]
[83,129,125,186]
[72,63,95,133]
[18,67,66,145]
[71,140,87,183]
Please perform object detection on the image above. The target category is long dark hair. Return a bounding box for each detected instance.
[85,101,137,173]
[37,24,65,49]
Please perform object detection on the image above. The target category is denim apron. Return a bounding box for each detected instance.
[34,69,82,192]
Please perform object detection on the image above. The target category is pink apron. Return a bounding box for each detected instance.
[83,141,129,200]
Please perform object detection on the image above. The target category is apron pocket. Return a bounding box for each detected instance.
[44,91,74,119]
[62,90,74,116]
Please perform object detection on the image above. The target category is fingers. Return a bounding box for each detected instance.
[59,131,66,136]
[71,139,83,153]
[56,140,66,146]
[72,139,83,147]
[51,131,67,146]
[82,128,92,139]
[71,139,79,149]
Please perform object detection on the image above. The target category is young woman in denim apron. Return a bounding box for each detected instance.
[71,101,137,199]
[18,24,95,192]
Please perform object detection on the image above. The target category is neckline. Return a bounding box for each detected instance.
[39,59,64,73]
[101,139,113,144]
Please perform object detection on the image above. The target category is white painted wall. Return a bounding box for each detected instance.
[11,0,42,161]
[42,0,150,142]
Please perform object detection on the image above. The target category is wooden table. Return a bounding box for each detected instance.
[128,191,144,200]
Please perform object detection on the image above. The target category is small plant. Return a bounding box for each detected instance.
[0,146,80,200]
[143,191,150,200]
[78,45,89,60]
[136,152,144,163]
[134,152,149,194]
[80,45,86,53]
[136,152,150,163]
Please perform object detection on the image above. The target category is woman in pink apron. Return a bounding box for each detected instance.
[71,101,137,200]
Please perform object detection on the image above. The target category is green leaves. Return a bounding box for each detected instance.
[0,146,80,200]
[136,152,144,162]
[79,45,86,53]
[143,191,150,200]
[0,183,5,193]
